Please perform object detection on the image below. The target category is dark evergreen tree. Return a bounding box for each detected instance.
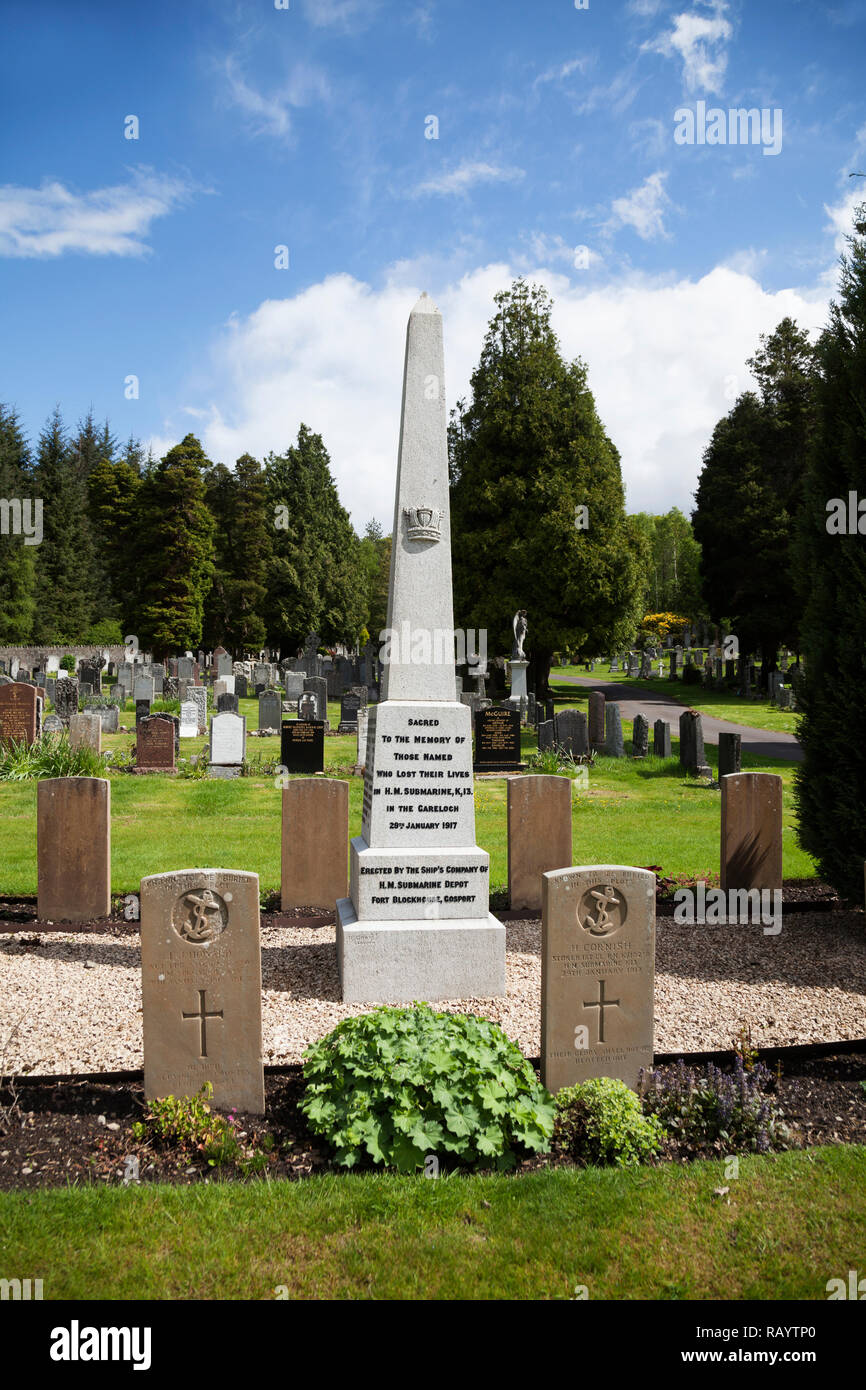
[264,424,367,652]
[0,405,36,642]
[202,453,271,655]
[130,434,216,658]
[794,205,866,902]
[449,280,644,695]
[87,452,143,632]
[72,410,117,629]
[31,408,95,642]
[358,517,391,643]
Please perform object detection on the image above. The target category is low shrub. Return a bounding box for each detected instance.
[554,1077,664,1167]
[300,1003,556,1172]
[0,734,104,781]
[640,1057,790,1156]
[132,1083,270,1174]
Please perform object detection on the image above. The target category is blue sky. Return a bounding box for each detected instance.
[1,0,864,529]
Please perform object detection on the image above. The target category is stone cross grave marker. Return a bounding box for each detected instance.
[542,865,655,1093]
[141,868,265,1113]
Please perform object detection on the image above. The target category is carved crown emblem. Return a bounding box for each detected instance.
[403,506,443,542]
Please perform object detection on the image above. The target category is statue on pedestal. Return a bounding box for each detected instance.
[511,610,528,662]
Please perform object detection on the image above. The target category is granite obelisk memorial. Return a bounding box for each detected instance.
[337,294,506,1001]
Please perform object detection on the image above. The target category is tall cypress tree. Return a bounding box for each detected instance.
[449,280,644,694]
[264,424,367,653]
[31,408,95,642]
[0,405,37,642]
[131,434,215,658]
[202,453,271,654]
[794,206,866,901]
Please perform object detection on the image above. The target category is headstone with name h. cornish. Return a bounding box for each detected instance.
[542,865,656,1093]
[653,719,671,757]
[473,706,523,771]
[280,718,325,773]
[137,715,176,771]
[0,682,38,747]
[141,868,265,1114]
[337,294,504,1002]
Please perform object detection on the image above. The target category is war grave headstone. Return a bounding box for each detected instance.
[281,779,349,909]
[37,777,111,922]
[720,772,783,893]
[137,714,176,771]
[141,868,265,1114]
[588,691,605,749]
[653,719,671,757]
[632,714,649,758]
[338,690,363,733]
[280,719,325,774]
[69,712,101,754]
[180,701,198,738]
[554,708,588,757]
[507,776,573,913]
[541,865,655,1093]
[718,732,741,780]
[0,682,37,747]
[473,706,523,772]
[258,691,282,731]
[336,295,505,1002]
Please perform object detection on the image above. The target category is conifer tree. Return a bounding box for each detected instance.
[0,405,36,642]
[31,409,95,642]
[794,206,866,901]
[203,454,271,654]
[449,280,644,693]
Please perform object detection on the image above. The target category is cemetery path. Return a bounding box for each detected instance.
[558,677,803,763]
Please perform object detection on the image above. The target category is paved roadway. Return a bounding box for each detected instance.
[556,675,802,763]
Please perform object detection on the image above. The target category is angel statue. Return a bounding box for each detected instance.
[511,610,528,661]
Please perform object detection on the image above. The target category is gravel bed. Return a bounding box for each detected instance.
[1,912,865,1075]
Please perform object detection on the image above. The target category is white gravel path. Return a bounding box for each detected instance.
[1,913,865,1076]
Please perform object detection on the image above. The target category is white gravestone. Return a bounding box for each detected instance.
[336,295,505,1001]
[179,701,198,738]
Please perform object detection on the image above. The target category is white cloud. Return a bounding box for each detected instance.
[643,1,734,94]
[533,55,594,89]
[606,171,674,240]
[301,0,381,31]
[412,161,525,197]
[223,56,331,139]
[0,168,200,259]
[147,259,830,530]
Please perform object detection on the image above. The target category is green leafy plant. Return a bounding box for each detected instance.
[554,1077,664,1167]
[59,654,76,673]
[0,734,104,781]
[640,1058,789,1156]
[300,1004,556,1172]
[132,1082,267,1173]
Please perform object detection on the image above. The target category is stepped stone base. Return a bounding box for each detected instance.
[336,897,505,1002]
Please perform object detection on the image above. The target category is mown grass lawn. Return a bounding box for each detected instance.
[0,728,815,895]
[1,1147,862,1300]
[554,665,799,734]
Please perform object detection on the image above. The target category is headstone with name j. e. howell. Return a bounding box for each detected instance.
[336,294,505,1001]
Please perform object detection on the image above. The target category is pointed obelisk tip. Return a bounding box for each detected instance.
[410,291,440,316]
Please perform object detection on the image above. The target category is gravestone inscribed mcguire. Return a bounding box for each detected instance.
[542,865,655,1093]
[141,868,264,1114]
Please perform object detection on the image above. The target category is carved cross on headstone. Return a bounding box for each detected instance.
[583,978,620,1044]
[182,989,224,1059]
